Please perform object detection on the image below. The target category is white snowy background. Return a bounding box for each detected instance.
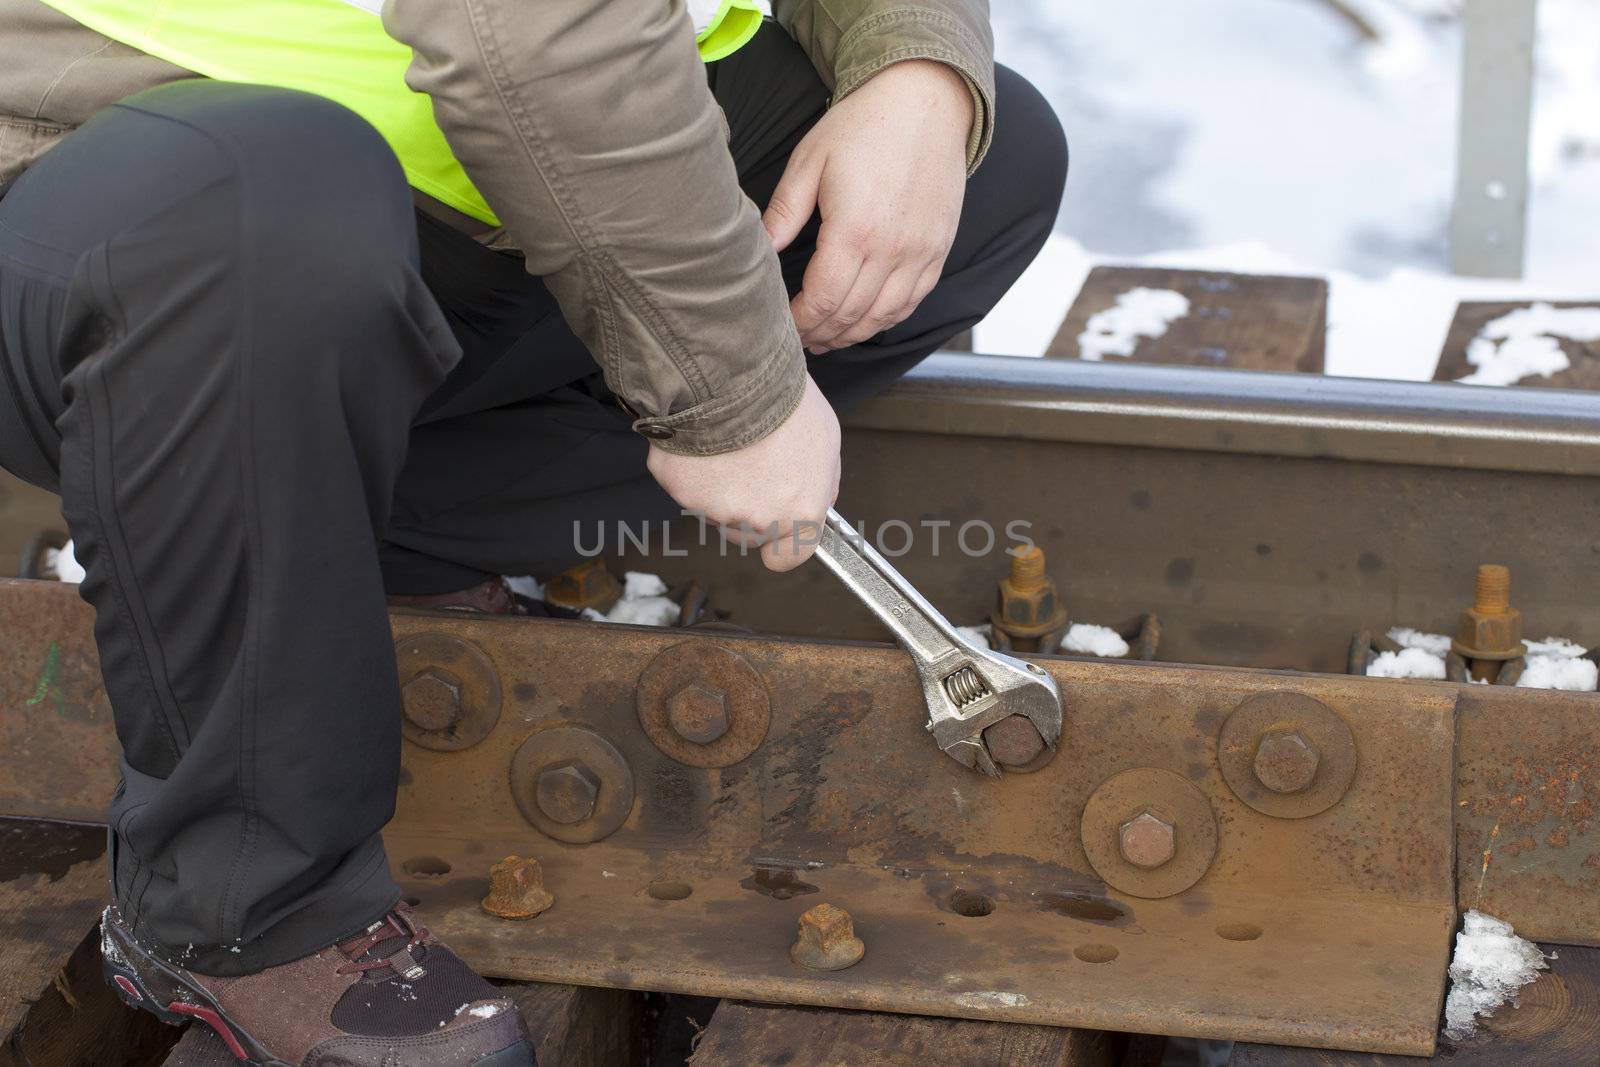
[975,0,1600,381]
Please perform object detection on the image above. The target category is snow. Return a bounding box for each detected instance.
[45,540,85,584]
[1076,287,1189,361]
[1524,635,1587,657]
[1367,647,1447,679]
[979,1,1600,375]
[1059,623,1130,658]
[1518,655,1598,691]
[1517,634,1598,691]
[1442,910,1548,1041]
[956,623,993,649]
[581,570,680,627]
[1387,627,1453,656]
[1455,303,1600,385]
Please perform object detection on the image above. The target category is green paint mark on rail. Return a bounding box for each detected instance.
[26,642,63,714]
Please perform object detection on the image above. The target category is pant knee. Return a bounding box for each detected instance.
[983,66,1069,231]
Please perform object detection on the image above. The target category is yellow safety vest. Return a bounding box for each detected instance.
[38,0,763,225]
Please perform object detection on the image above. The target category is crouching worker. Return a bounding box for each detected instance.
[0,0,1065,1062]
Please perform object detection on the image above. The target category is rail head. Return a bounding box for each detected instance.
[847,353,1600,476]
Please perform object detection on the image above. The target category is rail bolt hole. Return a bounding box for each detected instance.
[401,856,451,878]
[647,881,693,901]
[949,891,994,917]
[1074,943,1118,964]
[1216,922,1263,942]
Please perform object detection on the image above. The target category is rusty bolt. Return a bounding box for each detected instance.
[402,668,463,733]
[665,682,730,745]
[1452,563,1524,660]
[543,559,622,613]
[481,855,554,920]
[991,544,1069,643]
[789,902,865,971]
[983,714,1046,768]
[535,761,600,825]
[1118,810,1176,869]
[1253,729,1321,794]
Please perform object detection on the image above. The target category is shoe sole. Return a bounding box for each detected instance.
[101,917,533,1066]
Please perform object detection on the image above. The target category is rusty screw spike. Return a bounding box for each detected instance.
[1118,810,1176,869]
[1452,563,1524,662]
[481,855,555,920]
[789,902,865,971]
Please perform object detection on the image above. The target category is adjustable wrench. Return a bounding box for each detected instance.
[813,509,1064,777]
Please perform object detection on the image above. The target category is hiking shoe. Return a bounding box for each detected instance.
[101,903,533,1066]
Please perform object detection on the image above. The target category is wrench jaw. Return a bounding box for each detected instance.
[918,646,1065,777]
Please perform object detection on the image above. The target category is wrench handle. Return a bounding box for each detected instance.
[814,509,963,666]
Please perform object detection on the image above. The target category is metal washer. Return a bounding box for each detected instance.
[395,632,502,751]
[1081,767,1218,899]
[1218,691,1357,819]
[510,725,635,845]
[636,641,771,768]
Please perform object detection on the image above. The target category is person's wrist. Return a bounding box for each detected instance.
[867,59,974,152]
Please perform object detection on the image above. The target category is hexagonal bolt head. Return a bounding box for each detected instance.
[480,855,555,920]
[665,683,731,745]
[982,714,1046,768]
[1118,810,1176,869]
[402,668,463,733]
[789,902,866,971]
[1453,606,1524,659]
[1253,729,1322,794]
[991,548,1068,640]
[535,761,601,825]
[543,559,622,612]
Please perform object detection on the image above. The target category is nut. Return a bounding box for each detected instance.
[544,559,622,612]
[402,668,463,733]
[789,903,865,971]
[1253,729,1321,794]
[535,761,600,825]
[1118,810,1176,869]
[990,545,1069,642]
[665,683,730,745]
[481,855,554,920]
[1452,564,1523,659]
[983,714,1046,768]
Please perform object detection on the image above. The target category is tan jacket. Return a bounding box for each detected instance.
[0,0,993,454]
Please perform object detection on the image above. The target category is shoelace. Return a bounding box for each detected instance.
[333,907,431,977]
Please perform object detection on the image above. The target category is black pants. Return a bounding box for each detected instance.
[0,26,1065,975]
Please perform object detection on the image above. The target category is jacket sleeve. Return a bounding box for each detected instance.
[772,0,995,171]
[384,0,806,456]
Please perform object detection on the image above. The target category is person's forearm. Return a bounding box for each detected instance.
[772,0,995,171]
[385,0,806,455]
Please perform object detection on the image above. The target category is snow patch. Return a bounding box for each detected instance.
[1077,287,1190,361]
[1517,635,1598,691]
[1387,627,1453,656]
[582,570,680,627]
[45,540,85,584]
[1367,647,1447,679]
[1443,910,1548,1041]
[956,623,994,649]
[1456,303,1600,386]
[1059,623,1130,658]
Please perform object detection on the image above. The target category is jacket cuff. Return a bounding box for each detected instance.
[630,337,808,456]
[831,8,996,173]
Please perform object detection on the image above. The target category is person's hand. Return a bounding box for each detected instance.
[762,59,973,354]
[647,374,841,572]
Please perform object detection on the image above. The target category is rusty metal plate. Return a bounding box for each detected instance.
[5,578,1595,1048]
[1457,683,1600,947]
[381,610,1458,1055]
